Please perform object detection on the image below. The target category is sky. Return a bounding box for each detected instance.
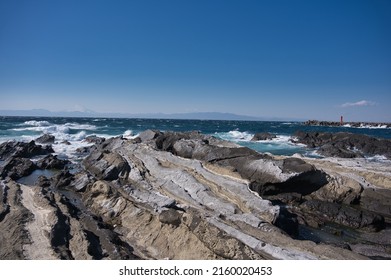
[0,0,390,121]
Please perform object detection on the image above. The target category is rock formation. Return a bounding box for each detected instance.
[251,132,277,141]
[293,131,391,159]
[0,131,390,259]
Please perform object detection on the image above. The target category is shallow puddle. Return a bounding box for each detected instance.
[17,169,57,186]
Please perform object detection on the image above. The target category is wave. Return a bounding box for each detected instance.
[364,155,391,163]
[23,120,51,127]
[11,122,97,134]
[123,130,134,138]
[342,124,389,129]
[214,130,309,156]
[215,130,253,142]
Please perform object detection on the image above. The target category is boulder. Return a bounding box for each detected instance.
[138,129,162,143]
[36,155,70,170]
[251,132,277,141]
[84,135,105,145]
[159,209,182,227]
[35,134,55,144]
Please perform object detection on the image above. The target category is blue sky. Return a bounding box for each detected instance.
[0,0,390,121]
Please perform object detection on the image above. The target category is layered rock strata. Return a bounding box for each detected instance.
[0,131,390,260]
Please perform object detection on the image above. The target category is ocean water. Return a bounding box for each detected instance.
[1,116,390,161]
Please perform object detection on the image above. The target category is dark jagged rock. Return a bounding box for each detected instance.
[36,134,55,144]
[300,200,385,231]
[0,157,36,180]
[36,175,51,188]
[155,131,203,152]
[0,140,54,160]
[82,151,130,181]
[37,155,70,170]
[84,135,105,145]
[52,171,74,188]
[294,131,391,159]
[251,132,277,141]
[159,209,182,227]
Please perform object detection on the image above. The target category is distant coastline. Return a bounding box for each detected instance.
[304,119,391,129]
[0,109,302,122]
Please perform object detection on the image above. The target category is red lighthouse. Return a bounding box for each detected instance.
[340,115,344,125]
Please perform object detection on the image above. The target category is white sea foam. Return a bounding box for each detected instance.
[360,124,389,129]
[23,120,51,127]
[63,123,97,130]
[365,155,391,163]
[343,123,389,129]
[8,120,101,161]
[216,130,253,142]
[10,123,97,136]
[52,140,92,161]
[123,130,134,138]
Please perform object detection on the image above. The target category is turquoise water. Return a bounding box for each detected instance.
[1,116,390,159]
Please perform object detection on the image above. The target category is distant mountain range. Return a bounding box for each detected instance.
[0,109,302,121]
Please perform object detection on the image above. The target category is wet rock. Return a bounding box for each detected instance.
[76,146,96,154]
[36,134,55,144]
[0,141,54,160]
[294,131,391,159]
[300,200,385,231]
[36,175,51,188]
[0,157,36,180]
[251,132,277,141]
[84,135,105,145]
[52,171,74,188]
[37,155,70,170]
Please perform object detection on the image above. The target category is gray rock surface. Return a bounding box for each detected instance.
[0,130,390,259]
[251,132,277,141]
[35,134,55,144]
[294,131,391,159]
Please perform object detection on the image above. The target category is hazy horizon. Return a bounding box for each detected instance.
[1,1,390,122]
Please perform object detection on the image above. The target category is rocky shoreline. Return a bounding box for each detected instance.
[304,120,391,128]
[293,131,391,159]
[1,130,390,259]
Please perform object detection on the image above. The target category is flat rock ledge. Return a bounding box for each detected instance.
[0,131,390,259]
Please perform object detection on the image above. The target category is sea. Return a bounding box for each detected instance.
[1,116,390,162]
